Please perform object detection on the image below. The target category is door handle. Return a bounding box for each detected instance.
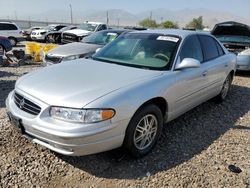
[202,71,208,76]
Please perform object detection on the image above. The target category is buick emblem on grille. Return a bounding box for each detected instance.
[19,99,25,109]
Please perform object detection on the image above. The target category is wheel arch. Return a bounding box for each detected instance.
[135,97,168,119]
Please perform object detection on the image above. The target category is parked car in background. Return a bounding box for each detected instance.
[44,25,77,44]
[0,36,12,65]
[211,21,250,71]
[44,29,129,65]
[22,26,44,41]
[61,21,108,44]
[0,36,12,54]
[6,30,236,158]
[30,24,67,42]
[0,22,24,46]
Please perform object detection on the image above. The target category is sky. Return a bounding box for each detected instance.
[0,0,249,20]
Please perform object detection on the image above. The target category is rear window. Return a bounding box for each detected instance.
[0,23,18,30]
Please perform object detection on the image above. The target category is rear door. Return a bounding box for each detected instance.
[5,24,19,37]
[198,35,228,98]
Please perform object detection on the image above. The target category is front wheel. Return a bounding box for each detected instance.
[123,104,163,158]
[214,74,232,103]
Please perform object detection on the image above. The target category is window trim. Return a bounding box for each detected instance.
[176,34,204,64]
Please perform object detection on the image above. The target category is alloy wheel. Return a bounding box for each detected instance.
[133,114,158,150]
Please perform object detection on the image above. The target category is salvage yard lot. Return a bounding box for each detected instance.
[0,65,249,187]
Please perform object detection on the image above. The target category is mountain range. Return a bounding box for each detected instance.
[27,8,250,28]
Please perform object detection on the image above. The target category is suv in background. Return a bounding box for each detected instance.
[61,21,108,44]
[0,22,24,46]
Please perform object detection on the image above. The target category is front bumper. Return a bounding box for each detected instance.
[6,90,127,156]
[31,35,45,41]
[237,55,250,71]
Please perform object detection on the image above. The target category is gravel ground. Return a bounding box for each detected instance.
[0,65,249,188]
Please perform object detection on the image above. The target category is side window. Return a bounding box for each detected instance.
[199,35,219,61]
[0,23,4,30]
[4,24,18,30]
[98,25,107,31]
[179,35,203,62]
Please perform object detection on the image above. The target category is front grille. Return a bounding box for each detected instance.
[14,92,41,115]
[62,33,78,43]
[45,54,62,64]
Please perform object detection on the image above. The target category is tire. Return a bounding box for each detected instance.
[8,37,17,46]
[123,104,163,158]
[0,45,7,67]
[214,74,232,103]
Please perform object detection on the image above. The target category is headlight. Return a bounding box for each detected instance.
[63,54,86,61]
[50,107,115,123]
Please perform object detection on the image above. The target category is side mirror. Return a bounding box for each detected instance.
[95,48,102,53]
[175,58,200,70]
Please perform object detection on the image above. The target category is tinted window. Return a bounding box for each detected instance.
[0,23,18,30]
[199,35,219,61]
[98,25,107,31]
[179,35,203,62]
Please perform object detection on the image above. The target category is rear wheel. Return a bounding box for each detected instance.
[123,104,163,158]
[214,74,232,103]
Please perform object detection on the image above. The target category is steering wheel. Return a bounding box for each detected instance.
[153,53,169,62]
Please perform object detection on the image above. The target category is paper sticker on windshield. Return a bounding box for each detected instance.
[107,33,118,36]
[157,36,179,42]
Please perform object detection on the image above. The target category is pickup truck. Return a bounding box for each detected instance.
[61,21,108,44]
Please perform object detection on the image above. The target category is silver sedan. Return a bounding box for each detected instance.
[6,29,236,158]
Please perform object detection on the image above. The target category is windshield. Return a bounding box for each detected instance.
[43,25,55,31]
[79,23,98,31]
[216,35,250,44]
[82,31,119,45]
[93,33,180,70]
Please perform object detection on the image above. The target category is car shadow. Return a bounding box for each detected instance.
[0,70,17,78]
[0,80,16,108]
[57,83,250,179]
[236,71,250,77]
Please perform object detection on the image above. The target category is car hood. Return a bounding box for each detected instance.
[63,29,91,36]
[211,21,250,37]
[16,59,163,108]
[47,42,102,57]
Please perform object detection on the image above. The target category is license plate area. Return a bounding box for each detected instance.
[7,112,24,134]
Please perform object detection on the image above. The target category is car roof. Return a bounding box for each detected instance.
[0,21,17,25]
[98,29,130,33]
[82,21,104,25]
[130,29,210,38]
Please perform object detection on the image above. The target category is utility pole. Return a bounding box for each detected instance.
[149,11,152,20]
[14,11,17,20]
[69,4,73,24]
[117,18,120,28]
[106,11,109,27]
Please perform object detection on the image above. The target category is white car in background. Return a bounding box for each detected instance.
[0,22,24,46]
[30,24,67,41]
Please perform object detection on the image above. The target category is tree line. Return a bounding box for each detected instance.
[139,16,205,30]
